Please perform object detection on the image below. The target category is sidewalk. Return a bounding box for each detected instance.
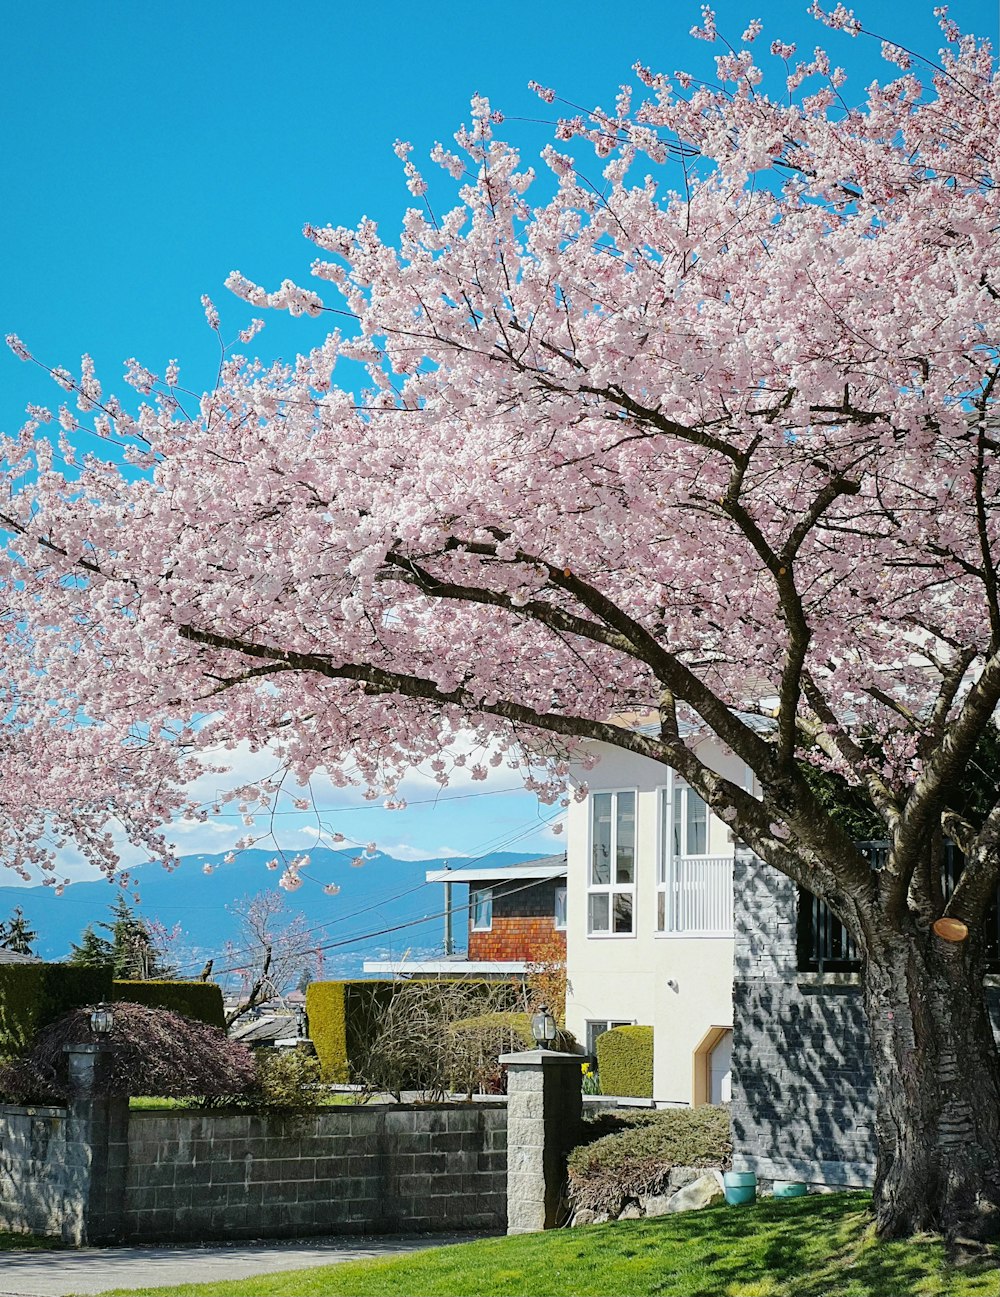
[0,1230,492,1297]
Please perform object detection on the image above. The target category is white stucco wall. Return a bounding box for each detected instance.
[565,738,747,1104]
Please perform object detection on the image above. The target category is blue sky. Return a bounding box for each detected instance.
[2,0,997,878]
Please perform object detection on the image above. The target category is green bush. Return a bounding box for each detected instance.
[0,963,113,1058]
[595,1024,654,1098]
[568,1105,732,1215]
[248,1047,323,1111]
[447,1011,578,1094]
[112,980,225,1029]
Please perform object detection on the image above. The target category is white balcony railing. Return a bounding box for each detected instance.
[664,854,734,934]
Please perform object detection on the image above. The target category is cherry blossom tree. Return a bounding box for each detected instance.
[2,4,1000,1240]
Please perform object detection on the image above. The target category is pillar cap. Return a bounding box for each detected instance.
[499,1049,584,1066]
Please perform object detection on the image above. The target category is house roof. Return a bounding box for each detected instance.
[424,853,566,885]
[0,948,41,964]
[633,711,776,740]
[362,958,533,976]
[230,1013,301,1045]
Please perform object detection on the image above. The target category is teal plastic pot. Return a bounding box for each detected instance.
[723,1171,757,1206]
[773,1180,807,1199]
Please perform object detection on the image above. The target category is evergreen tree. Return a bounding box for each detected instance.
[68,923,114,967]
[0,906,37,956]
[69,899,175,978]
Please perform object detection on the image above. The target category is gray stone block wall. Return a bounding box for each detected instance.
[0,1106,67,1238]
[503,1050,582,1233]
[732,855,1000,1187]
[731,854,877,1186]
[119,1103,507,1242]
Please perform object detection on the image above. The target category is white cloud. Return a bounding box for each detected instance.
[376,841,468,862]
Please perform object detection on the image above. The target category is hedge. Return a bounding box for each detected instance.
[305,979,522,1084]
[112,980,225,1029]
[595,1024,654,1098]
[306,980,397,1083]
[0,963,113,1058]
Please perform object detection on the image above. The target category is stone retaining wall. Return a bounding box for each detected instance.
[0,1098,506,1244]
[0,1106,67,1237]
[121,1104,506,1241]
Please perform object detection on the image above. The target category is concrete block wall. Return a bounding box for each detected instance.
[119,1103,507,1242]
[0,1106,67,1238]
[731,854,878,1186]
[732,853,1000,1187]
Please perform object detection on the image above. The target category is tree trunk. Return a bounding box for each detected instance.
[864,925,1000,1241]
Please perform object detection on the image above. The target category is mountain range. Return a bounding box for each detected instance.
[0,848,544,982]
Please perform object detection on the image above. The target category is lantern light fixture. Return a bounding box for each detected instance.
[530,1004,557,1048]
[90,1004,114,1036]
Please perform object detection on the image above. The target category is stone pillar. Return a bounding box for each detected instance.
[499,1049,582,1234]
[62,1044,129,1245]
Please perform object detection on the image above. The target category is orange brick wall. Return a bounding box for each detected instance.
[468,918,566,962]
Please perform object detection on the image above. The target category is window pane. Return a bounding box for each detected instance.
[687,790,708,856]
[592,793,612,885]
[472,887,492,930]
[613,892,633,934]
[586,1021,607,1057]
[673,785,683,856]
[616,792,635,884]
[658,791,669,885]
[588,893,610,933]
[657,889,666,932]
[554,886,567,930]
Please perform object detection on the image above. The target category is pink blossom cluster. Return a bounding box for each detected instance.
[0,11,995,901]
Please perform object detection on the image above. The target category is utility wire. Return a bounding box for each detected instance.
[206,865,567,979]
[169,810,566,975]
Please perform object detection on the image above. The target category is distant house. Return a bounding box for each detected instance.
[0,948,40,965]
[363,854,567,979]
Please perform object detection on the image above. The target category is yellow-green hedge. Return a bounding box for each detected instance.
[306,980,397,1083]
[112,980,225,1029]
[595,1025,654,1098]
[0,963,113,1057]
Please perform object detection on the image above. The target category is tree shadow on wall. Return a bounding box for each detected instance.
[730,857,876,1177]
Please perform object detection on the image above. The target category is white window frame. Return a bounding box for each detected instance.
[657,776,733,937]
[554,885,567,931]
[585,1017,635,1061]
[673,780,711,859]
[471,886,493,932]
[587,788,637,937]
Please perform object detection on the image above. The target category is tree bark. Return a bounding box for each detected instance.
[864,925,1000,1242]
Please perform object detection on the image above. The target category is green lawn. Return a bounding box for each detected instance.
[0,1232,62,1251]
[128,1093,361,1111]
[97,1194,1000,1297]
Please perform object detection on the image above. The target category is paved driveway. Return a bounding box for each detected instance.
[0,1231,492,1297]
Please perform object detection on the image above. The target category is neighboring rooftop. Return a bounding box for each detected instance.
[0,948,41,964]
[424,853,567,885]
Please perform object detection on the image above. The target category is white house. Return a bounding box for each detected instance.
[564,727,756,1106]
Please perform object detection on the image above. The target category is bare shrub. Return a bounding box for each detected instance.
[353,978,528,1101]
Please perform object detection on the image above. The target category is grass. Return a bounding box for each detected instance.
[127,1093,362,1111]
[95,1194,1000,1297]
[0,1231,62,1251]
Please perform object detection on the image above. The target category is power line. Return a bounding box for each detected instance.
[207,863,567,979]
[170,810,566,975]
